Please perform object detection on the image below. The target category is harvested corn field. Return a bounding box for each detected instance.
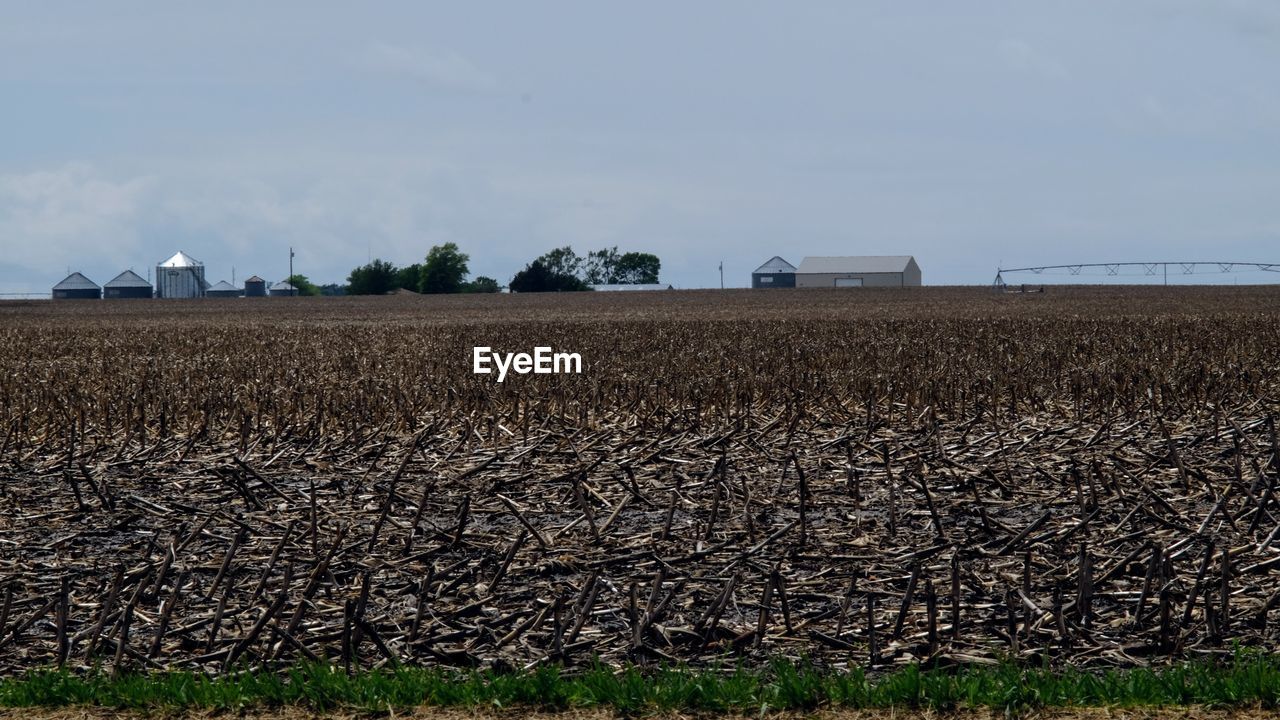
[2,287,1280,677]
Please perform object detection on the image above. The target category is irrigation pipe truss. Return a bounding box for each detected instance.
[993,262,1280,287]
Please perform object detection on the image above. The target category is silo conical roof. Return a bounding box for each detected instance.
[158,251,203,268]
[208,280,239,292]
[105,270,151,288]
[53,272,100,290]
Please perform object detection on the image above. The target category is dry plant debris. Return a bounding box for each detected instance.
[1,287,1279,676]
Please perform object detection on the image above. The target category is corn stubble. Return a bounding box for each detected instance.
[1,286,1279,677]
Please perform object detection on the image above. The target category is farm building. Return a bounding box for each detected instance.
[589,283,673,291]
[103,270,152,299]
[794,256,921,288]
[752,256,797,288]
[207,280,241,298]
[51,272,101,300]
[244,275,267,297]
[155,251,208,298]
[269,280,297,297]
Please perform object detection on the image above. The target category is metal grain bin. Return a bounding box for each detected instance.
[155,251,208,298]
[52,272,101,300]
[207,280,242,298]
[103,270,152,299]
[244,275,267,297]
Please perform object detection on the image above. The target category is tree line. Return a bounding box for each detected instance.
[344,244,661,295]
[510,246,660,292]
[344,244,497,295]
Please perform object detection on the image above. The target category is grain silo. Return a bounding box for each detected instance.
[207,280,242,298]
[269,280,297,297]
[52,272,101,300]
[155,251,208,298]
[103,270,152,299]
[244,275,267,297]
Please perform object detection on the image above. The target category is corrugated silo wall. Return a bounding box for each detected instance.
[156,267,206,298]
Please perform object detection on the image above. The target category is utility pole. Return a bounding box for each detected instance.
[289,247,295,295]
[719,261,724,290]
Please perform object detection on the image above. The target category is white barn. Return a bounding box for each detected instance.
[795,256,921,288]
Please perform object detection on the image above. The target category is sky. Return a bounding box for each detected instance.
[2,1,1280,294]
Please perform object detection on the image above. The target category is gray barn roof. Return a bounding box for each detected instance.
[53,272,100,290]
[105,270,151,288]
[269,281,296,291]
[158,251,203,268]
[753,256,796,273]
[796,256,916,274]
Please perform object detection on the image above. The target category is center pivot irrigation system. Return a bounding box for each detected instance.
[993,261,1280,289]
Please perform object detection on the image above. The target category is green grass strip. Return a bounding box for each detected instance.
[4,653,1280,713]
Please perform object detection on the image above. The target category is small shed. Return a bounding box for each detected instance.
[752,256,796,288]
[795,256,921,288]
[103,270,152,299]
[244,275,267,297]
[207,280,242,298]
[52,272,101,300]
[269,280,297,297]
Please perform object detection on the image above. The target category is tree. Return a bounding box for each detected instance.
[511,245,659,290]
[509,260,553,293]
[420,243,470,294]
[346,258,399,295]
[614,252,661,284]
[538,246,583,280]
[509,260,590,292]
[285,274,321,296]
[319,283,347,296]
[396,264,423,293]
[583,247,620,284]
[465,276,500,293]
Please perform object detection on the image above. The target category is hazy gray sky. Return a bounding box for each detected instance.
[3,1,1279,293]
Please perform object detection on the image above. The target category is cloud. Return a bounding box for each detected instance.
[1129,0,1280,44]
[0,165,153,292]
[0,156,554,293]
[1186,0,1280,39]
[356,42,497,92]
[998,39,1069,80]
